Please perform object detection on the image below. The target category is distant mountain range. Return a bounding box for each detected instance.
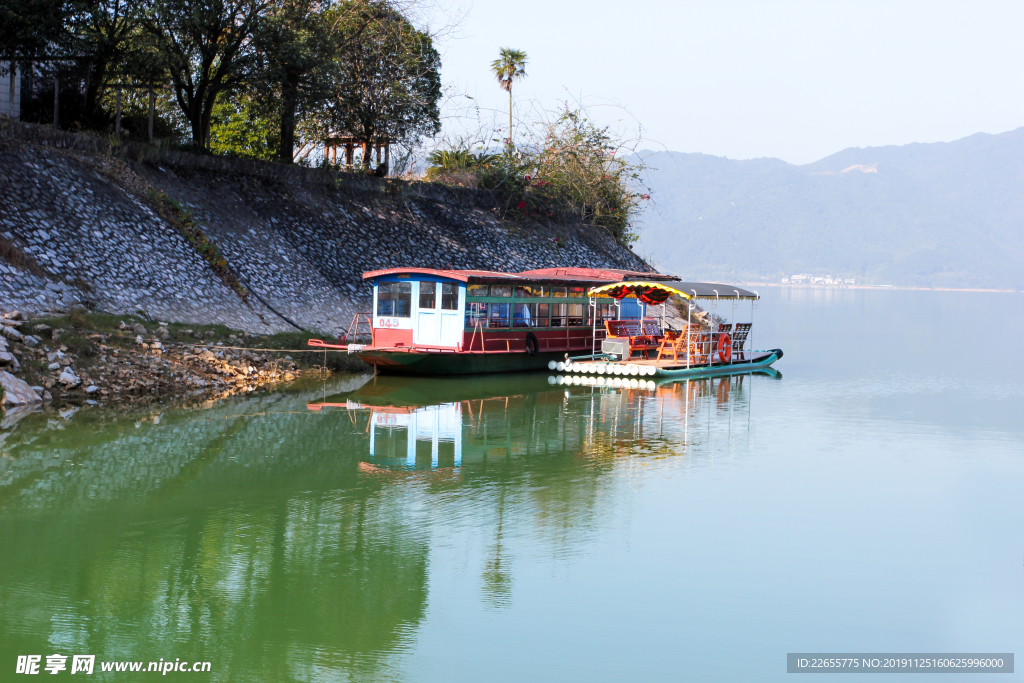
[634,128,1024,289]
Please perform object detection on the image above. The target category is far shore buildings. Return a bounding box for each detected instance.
[781,274,855,286]
[1,63,21,119]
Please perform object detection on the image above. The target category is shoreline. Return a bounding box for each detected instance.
[741,282,1020,294]
[1,309,369,417]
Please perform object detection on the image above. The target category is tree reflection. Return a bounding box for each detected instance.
[0,370,772,680]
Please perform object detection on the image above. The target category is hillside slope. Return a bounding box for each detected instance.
[636,128,1024,289]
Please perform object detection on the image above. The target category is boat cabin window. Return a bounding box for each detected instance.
[466,302,487,328]
[568,303,584,326]
[551,286,567,298]
[468,284,489,296]
[489,302,510,327]
[419,281,436,309]
[513,303,550,327]
[550,303,567,327]
[490,285,512,297]
[595,303,616,321]
[569,286,586,297]
[514,285,532,297]
[532,285,548,297]
[441,283,458,310]
[377,282,411,317]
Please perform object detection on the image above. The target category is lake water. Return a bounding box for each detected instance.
[1,289,1022,681]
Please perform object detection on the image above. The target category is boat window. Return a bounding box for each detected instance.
[595,303,616,321]
[532,285,548,297]
[489,303,510,328]
[514,286,532,298]
[550,302,567,327]
[467,284,489,297]
[465,302,487,328]
[441,282,458,310]
[567,303,585,326]
[551,286,567,298]
[419,281,436,309]
[569,286,586,297]
[513,303,532,327]
[377,282,411,317]
[535,303,549,327]
[490,285,512,297]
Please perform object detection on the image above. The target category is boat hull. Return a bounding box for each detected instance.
[356,349,571,376]
[652,349,783,379]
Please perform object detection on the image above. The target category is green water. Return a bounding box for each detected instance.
[1,289,1022,681]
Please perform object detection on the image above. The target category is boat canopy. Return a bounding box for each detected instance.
[671,282,759,300]
[587,281,693,303]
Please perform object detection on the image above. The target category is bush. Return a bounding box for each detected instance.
[478,107,650,245]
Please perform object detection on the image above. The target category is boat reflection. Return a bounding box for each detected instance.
[307,369,781,471]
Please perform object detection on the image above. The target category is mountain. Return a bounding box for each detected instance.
[634,128,1024,289]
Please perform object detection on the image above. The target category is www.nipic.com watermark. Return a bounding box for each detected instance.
[15,655,212,675]
[787,653,1014,673]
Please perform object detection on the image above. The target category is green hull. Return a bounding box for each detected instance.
[356,349,571,376]
[652,349,783,378]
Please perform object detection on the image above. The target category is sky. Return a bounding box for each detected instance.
[427,0,1024,165]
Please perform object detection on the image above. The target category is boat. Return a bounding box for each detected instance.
[307,267,783,377]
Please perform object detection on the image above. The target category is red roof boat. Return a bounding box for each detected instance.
[308,267,782,377]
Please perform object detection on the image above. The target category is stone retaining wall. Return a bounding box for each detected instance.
[0,122,651,335]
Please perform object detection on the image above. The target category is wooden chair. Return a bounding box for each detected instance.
[655,329,680,361]
[731,323,752,360]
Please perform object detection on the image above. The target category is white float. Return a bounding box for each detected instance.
[548,360,557,371]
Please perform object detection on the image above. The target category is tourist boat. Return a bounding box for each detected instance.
[307,267,783,377]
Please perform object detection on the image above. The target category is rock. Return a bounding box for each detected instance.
[1,326,24,342]
[47,350,65,362]
[0,352,12,366]
[0,370,42,406]
[3,311,25,321]
[132,323,146,335]
[156,326,169,339]
[48,362,60,370]
[23,335,39,347]
[58,367,81,388]
[85,385,99,394]
[30,386,44,397]
[33,324,52,337]
[135,335,144,345]
[43,379,55,389]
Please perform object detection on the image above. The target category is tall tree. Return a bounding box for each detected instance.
[75,0,140,124]
[489,47,527,148]
[254,0,337,163]
[321,0,441,169]
[143,0,269,148]
[0,0,82,70]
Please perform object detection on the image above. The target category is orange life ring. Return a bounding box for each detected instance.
[717,333,732,362]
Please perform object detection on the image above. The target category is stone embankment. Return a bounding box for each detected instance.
[0,121,650,336]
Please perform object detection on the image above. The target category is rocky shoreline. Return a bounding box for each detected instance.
[1,309,366,423]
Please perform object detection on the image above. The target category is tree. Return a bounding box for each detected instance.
[254,0,338,163]
[489,47,527,148]
[142,0,269,149]
[0,0,83,71]
[74,0,141,124]
[321,0,441,169]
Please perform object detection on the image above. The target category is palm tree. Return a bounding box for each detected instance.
[490,47,528,149]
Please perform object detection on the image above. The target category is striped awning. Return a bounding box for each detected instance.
[587,281,692,304]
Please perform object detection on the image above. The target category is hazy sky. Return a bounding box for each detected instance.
[431,0,1024,164]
